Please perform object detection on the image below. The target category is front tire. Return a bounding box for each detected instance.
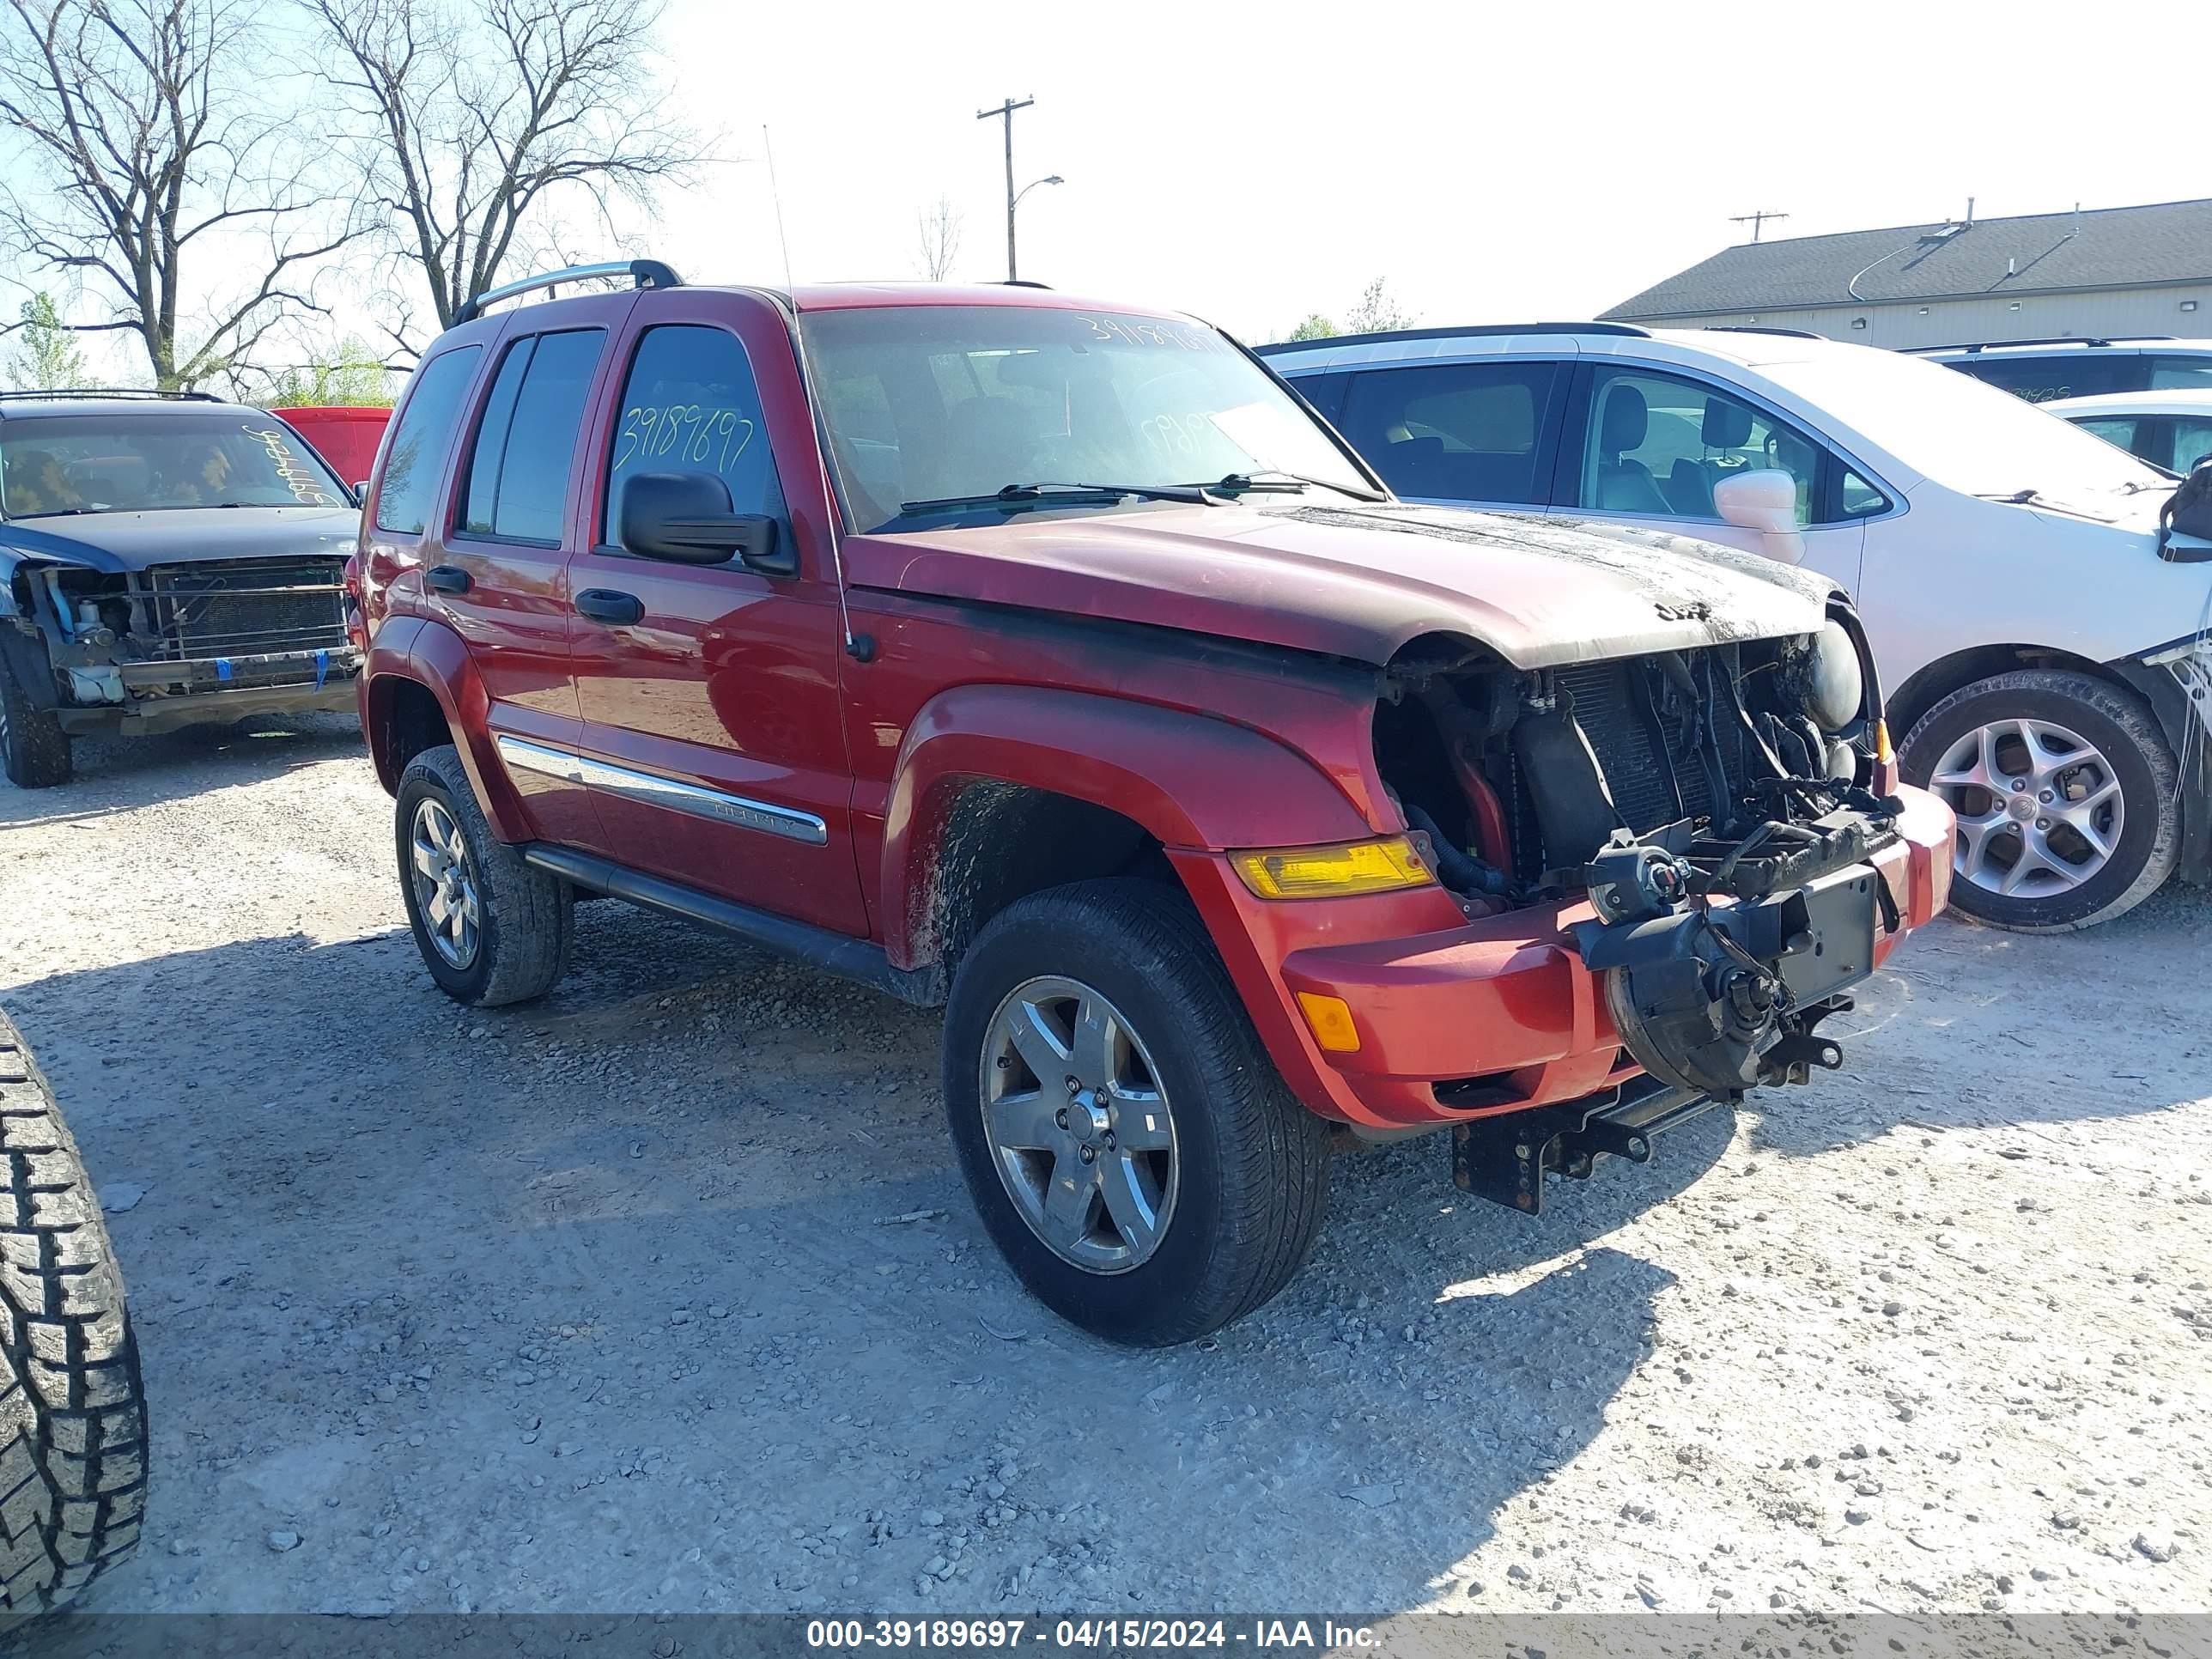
[942,878,1331,1346]
[395,745,572,1006]
[0,1011,146,1631]
[0,656,70,790]
[1900,669,2178,931]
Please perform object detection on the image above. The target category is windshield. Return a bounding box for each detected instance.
[1759,349,2170,502]
[797,304,1374,531]
[0,413,350,519]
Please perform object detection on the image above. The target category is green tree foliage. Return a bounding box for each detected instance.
[258,338,392,407]
[5,292,94,390]
[1285,313,1339,342]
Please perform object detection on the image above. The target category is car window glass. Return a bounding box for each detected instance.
[1337,362,1556,505]
[605,325,784,544]
[2145,357,2212,391]
[462,340,533,536]
[1579,369,1816,526]
[2067,416,2140,458]
[1838,468,1890,519]
[460,328,603,544]
[1954,354,2139,402]
[1,414,350,518]
[374,346,482,535]
[2172,417,2212,472]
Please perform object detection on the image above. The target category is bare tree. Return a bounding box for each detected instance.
[0,0,362,388]
[916,195,962,283]
[1346,277,1415,335]
[307,0,702,338]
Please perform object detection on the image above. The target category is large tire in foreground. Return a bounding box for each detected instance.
[395,744,572,1006]
[942,878,1331,1346]
[0,1012,145,1630]
[1900,669,2179,932]
[0,655,70,790]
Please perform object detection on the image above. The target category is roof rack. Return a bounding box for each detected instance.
[1703,325,1825,339]
[1254,320,1651,355]
[452,258,684,326]
[1904,335,2179,355]
[0,387,221,403]
[1001,279,1053,289]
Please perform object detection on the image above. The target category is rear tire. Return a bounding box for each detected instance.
[1900,669,2178,931]
[0,657,70,790]
[941,878,1331,1346]
[395,745,572,1006]
[0,1012,146,1632]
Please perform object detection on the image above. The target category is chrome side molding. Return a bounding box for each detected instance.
[494,734,829,847]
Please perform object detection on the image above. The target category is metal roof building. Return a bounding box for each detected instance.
[1603,198,2212,349]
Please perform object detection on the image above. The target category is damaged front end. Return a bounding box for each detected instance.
[3,553,358,735]
[1374,604,1906,1208]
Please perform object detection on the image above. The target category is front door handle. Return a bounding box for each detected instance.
[574,588,644,625]
[425,564,471,594]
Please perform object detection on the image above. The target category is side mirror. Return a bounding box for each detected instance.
[617,471,793,575]
[1712,469,1806,565]
[350,481,370,507]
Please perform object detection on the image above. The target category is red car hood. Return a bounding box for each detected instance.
[844,501,1837,670]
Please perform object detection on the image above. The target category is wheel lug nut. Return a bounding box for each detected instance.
[2010,779,2027,792]
[1103,1132,1115,1149]
[1065,1076,1080,1095]
[1054,1109,1068,1129]
[1079,1146,1096,1164]
[2036,817,2051,830]
[2039,789,2053,803]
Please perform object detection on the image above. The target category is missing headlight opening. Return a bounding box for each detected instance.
[1376,609,1901,1103]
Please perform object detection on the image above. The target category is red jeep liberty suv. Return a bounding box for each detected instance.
[351,261,1954,1345]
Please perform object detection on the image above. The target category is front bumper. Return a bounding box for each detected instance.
[52,646,363,737]
[1176,784,1955,1130]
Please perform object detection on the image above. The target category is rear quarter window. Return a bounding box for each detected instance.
[374,346,483,535]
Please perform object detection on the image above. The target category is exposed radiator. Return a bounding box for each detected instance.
[141,559,348,661]
[1553,655,1722,835]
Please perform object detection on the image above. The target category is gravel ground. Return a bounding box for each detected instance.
[3,715,2209,1624]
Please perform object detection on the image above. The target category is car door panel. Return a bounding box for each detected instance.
[565,301,868,939]
[437,302,635,848]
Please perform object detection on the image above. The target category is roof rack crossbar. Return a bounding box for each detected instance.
[1904,335,2179,355]
[451,258,684,326]
[1703,325,1825,339]
[0,387,221,402]
[1255,320,1650,355]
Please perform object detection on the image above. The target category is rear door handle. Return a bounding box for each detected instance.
[574,588,644,625]
[425,564,471,594]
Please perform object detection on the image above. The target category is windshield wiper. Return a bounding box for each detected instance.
[1979,489,2041,505]
[898,481,1218,514]
[1201,470,1389,502]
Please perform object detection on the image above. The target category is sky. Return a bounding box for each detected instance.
[11,0,2212,376]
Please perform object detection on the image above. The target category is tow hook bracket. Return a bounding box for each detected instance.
[1451,1079,1718,1216]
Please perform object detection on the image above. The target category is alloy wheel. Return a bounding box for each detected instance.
[1929,717,2124,899]
[978,975,1178,1274]
[409,796,482,969]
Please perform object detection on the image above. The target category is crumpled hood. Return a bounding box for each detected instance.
[1,506,358,574]
[845,501,1837,669]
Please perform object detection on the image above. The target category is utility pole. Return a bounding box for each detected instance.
[1730,209,1790,243]
[977,95,1034,281]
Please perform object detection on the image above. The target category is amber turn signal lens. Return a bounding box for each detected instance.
[1295,992,1361,1054]
[1875,718,1895,765]
[1230,836,1435,900]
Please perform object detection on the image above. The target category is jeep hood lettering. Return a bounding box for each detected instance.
[848,501,1835,668]
[2,506,357,574]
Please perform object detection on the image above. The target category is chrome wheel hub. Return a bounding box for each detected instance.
[1929,718,2124,900]
[409,797,481,969]
[979,975,1177,1275]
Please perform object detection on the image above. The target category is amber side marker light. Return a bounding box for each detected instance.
[1230,836,1435,900]
[1875,718,1895,765]
[1296,992,1361,1054]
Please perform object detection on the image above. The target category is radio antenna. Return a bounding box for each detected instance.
[762,125,866,660]
[763,125,796,294]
